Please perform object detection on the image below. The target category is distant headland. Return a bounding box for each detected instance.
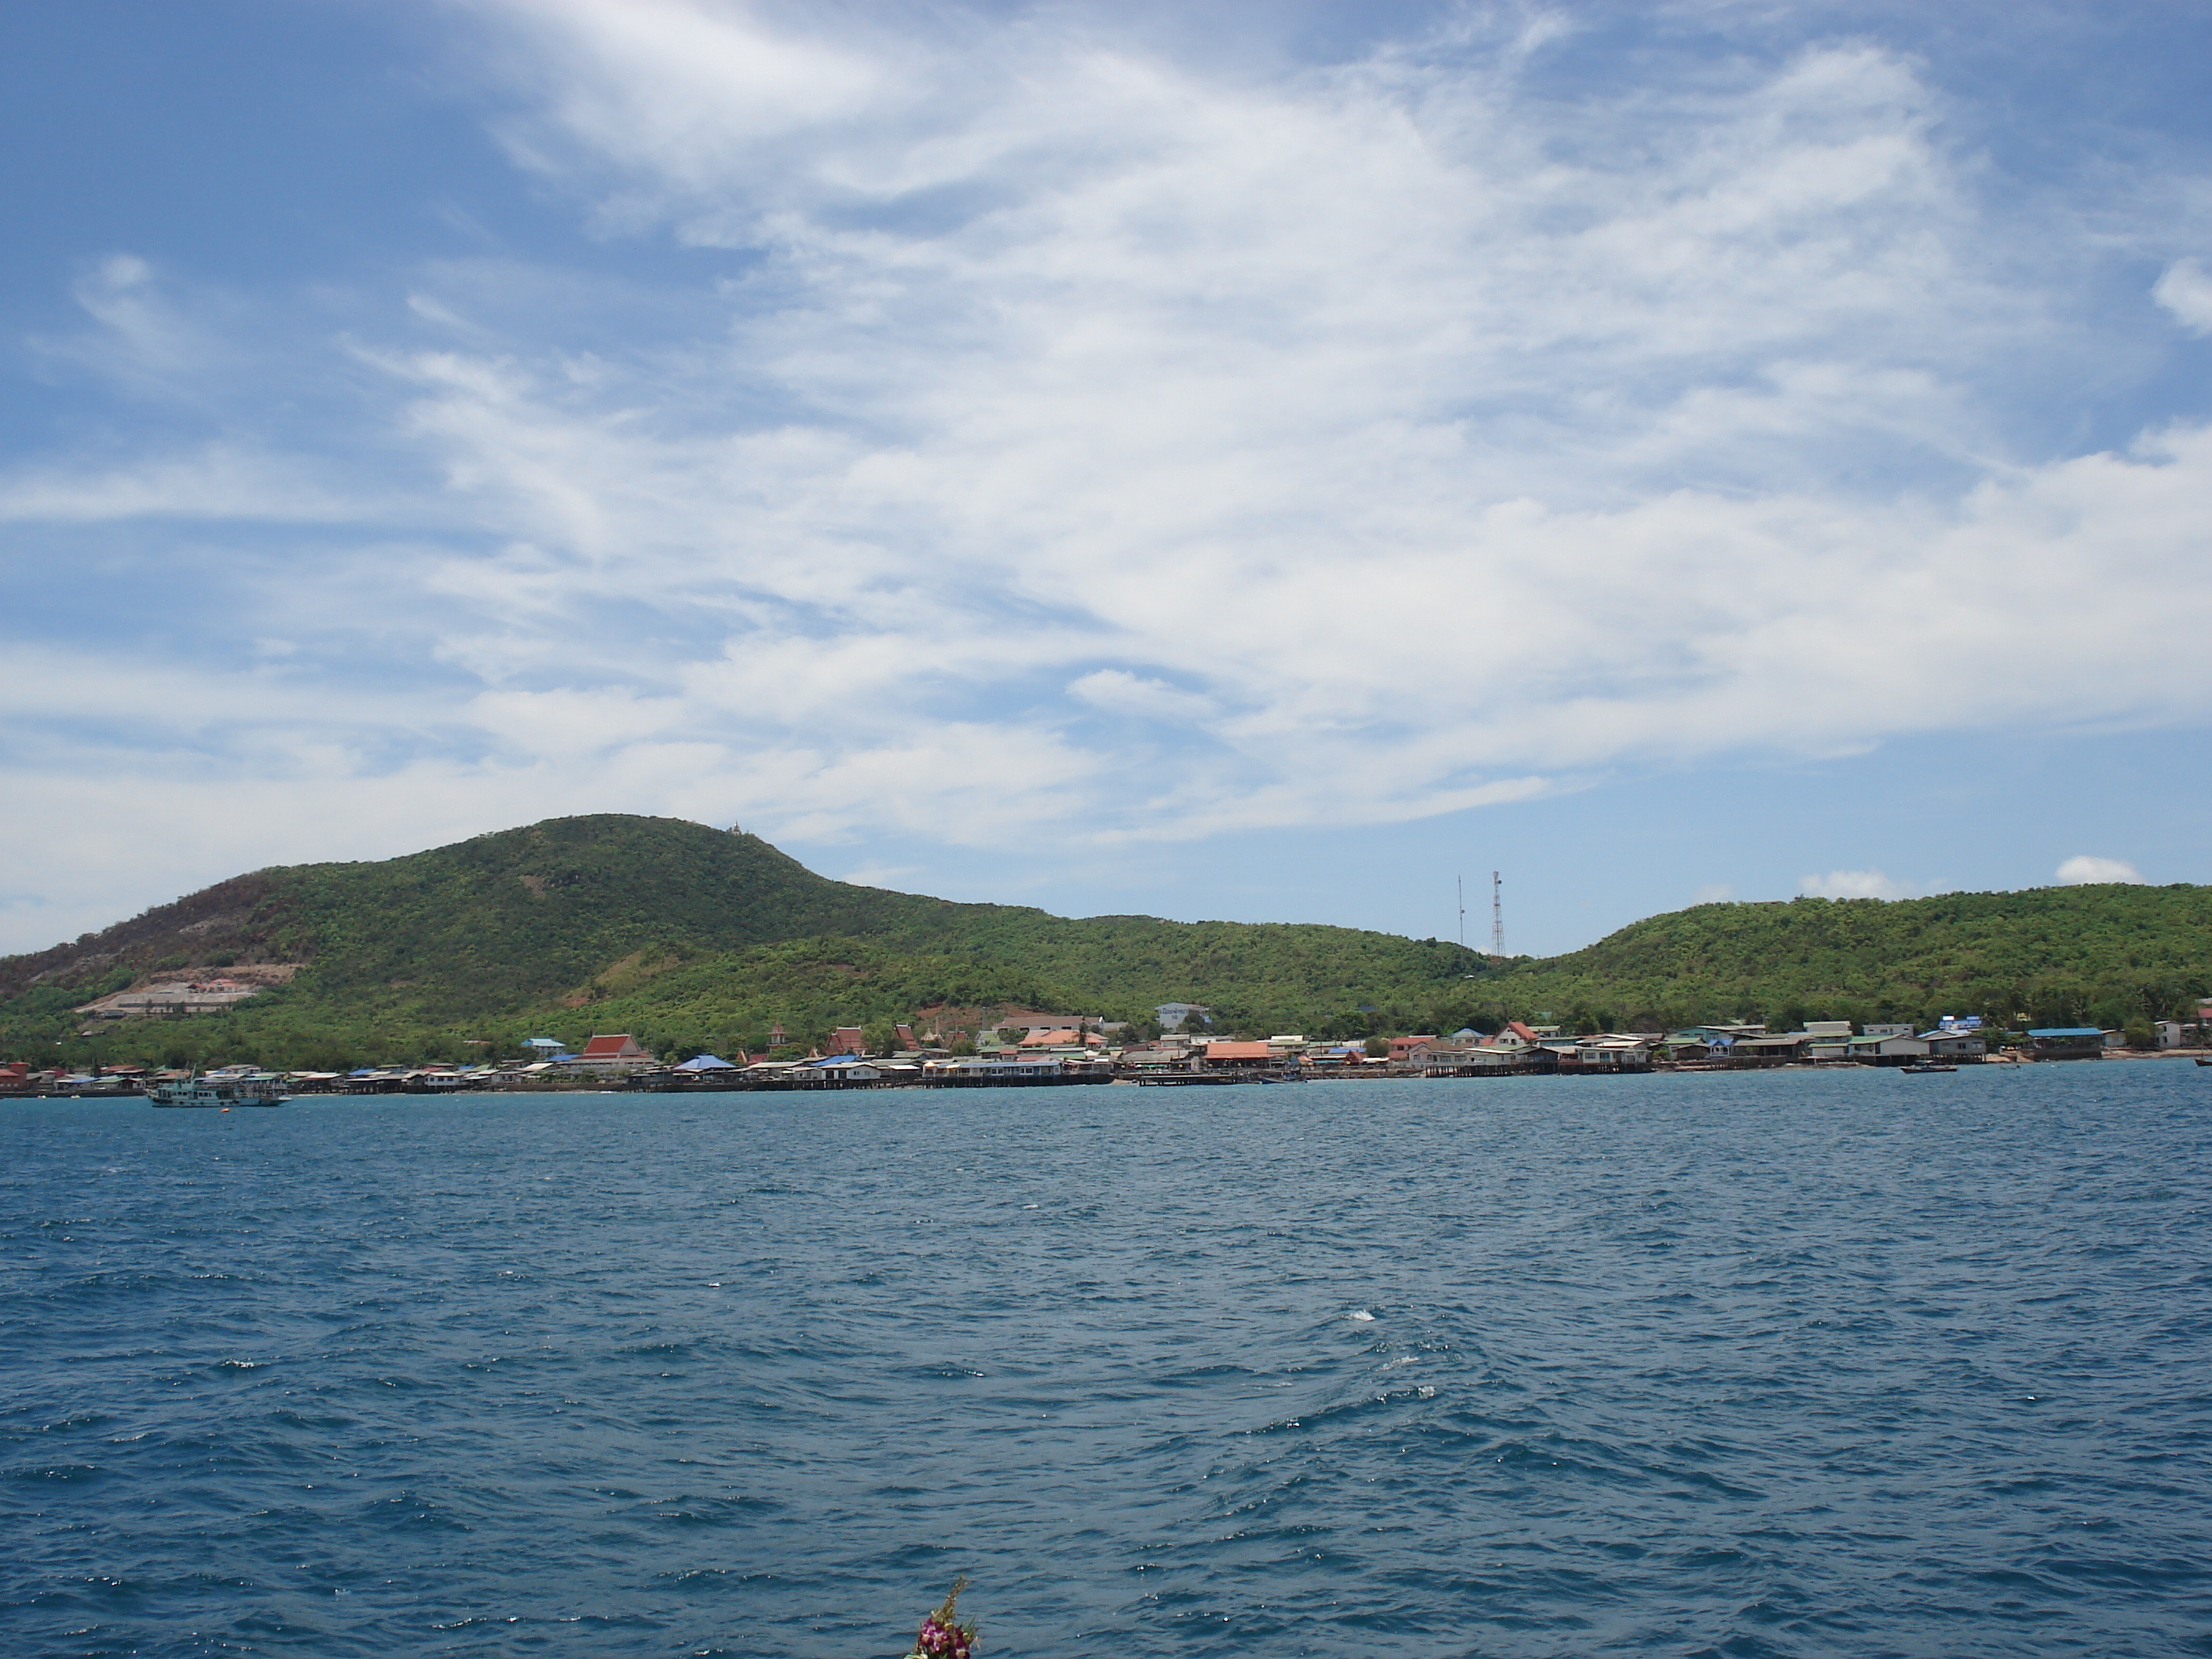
[2,814,2207,1079]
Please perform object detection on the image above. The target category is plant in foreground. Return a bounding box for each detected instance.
[906,1577,976,1659]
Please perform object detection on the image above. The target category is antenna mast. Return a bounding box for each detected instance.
[1490,870,1504,958]
[1457,875,1466,949]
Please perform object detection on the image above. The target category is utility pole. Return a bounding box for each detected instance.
[1490,870,1505,958]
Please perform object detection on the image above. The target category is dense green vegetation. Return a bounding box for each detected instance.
[1483,887,2212,1035]
[0,815,1485,1066]
[3,814,2205,1069]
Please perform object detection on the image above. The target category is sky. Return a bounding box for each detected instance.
[3,0,2210,959]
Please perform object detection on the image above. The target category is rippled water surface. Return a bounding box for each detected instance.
[5,1068,2211,1657]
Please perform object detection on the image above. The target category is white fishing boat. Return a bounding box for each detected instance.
[148,1074,291,1108]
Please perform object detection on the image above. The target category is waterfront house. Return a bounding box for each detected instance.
[1199,1040,1277,1071]
[1117,1042,1195,1072]
[802,1056,881,1085]
[924,1057,1073,1085]
[1802,1020,1854,1060]
[1728,1033,1811,1066]
[1920,1027,1987,1059]
[1302,1044,1368,1070]
[673,1053,738,1075]
[1563,1037,1657,1071]
[566,1033,654,1072]
[1411,1043,1521,1075]
[1394,1036,1459,1064]
[1848,1032,1929,1064]
[2027,1027,2104,1060]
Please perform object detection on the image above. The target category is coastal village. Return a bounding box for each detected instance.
[9,998,2210,1098]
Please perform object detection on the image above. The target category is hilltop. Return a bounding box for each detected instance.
[2,814,2206,1067]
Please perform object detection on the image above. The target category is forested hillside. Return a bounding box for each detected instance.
[1485,887,2212,1034]
[0,815,1483,1064]
[3,814,2206,1069]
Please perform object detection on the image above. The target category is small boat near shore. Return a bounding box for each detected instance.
[148,1075,291,1108]
[1133,1069,1302,1086]
[1899,1063,1957,1075]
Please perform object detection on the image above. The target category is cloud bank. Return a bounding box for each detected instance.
[5,1,2212,947]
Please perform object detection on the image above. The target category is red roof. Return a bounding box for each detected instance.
[579,1034,646,1059]
[1203,1041,1273,1060]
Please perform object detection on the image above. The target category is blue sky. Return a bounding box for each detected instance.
[4,0,2210,958]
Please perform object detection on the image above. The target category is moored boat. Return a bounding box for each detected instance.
[148,1075,291,1108]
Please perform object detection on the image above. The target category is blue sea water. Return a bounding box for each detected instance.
[4,1067,2210,1658]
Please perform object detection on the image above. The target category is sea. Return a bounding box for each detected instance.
[4,1066,2209,1658]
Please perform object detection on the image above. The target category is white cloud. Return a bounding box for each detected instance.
[2155,258,2212,335]
[1068,670,1215,722]
[2054,854,2144,885]
[1800,869,1951,901]
[7,5,2212,948]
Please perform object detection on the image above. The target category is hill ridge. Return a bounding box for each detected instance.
[3,814,2207,1064]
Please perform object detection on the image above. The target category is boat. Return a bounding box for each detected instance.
[1899,1063,1957,1075]
[1132,1068,1302,1086]
[148,1075,291,1108]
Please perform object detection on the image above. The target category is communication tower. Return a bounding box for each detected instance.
[1490,870,1504,958]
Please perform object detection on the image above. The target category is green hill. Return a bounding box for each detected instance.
[0,815,1481,1066]
[1483,887,2212,1035]
[3,815,2206,1068]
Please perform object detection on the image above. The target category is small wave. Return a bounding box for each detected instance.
[1348,1309,1375,1322]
